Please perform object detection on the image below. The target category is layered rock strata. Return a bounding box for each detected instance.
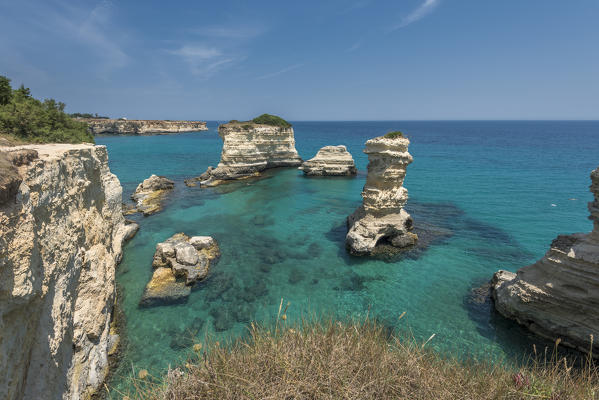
[346,135,418,255]
[131,174,174,215]
[83,119,208,135]
[140,233,220,307]
[492,167,599,354]
[0,143,130,400]
[196,122,302,186]
[299,145,357,176]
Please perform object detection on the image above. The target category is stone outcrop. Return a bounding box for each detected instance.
[140,233,220,307]
[196,121,302,186]
[83,118,208,135]
[131,174,174,215]
[492,167,599,354]
[0,143,131,400]
[299,145,357,176]
[346,135,418,255]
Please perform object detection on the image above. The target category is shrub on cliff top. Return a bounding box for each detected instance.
[0,75,94,144]
[251,114,292,128]
[121,317,599,400]
[384,130,404,139]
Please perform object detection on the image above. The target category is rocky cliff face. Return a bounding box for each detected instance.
[197,122,302,186]
[84,119,208,135]
[493,167,599,354]
[346,136,417,255]
[299,145,357,176]
[0,144,129,400]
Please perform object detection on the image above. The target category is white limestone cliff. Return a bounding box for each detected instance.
[346,135,417,255]
[492,167,599,354]
[197,122,302,186]
[0,144,129,400]
[299,145,357,176]
[84,119,208,135]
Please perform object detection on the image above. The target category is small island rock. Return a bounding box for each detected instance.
[299,145,357,176]
[140,233,220,307]
[346,134,417,255]
[131,174,174,215]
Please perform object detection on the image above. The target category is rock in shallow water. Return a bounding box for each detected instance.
[131,174,174,215]
[299,145,357,176]
[140,233,220,307]
[346,135,418,255]
[492,166,599,355]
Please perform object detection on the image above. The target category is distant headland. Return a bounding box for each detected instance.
[80,118,208,135]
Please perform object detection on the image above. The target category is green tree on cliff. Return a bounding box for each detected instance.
[0,75,93,144]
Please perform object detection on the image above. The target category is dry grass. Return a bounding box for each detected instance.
[117,311,599,400]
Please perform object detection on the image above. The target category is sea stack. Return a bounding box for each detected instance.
[492,167,599,354]
[346,132,417,255]
[195,114,302,186]
[299,145,357,176]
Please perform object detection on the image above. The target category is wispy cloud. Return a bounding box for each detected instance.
[189,25,267,39]
[168,44,236,78]
[390,0,441,31]
[345,39,363,53]
[255,63,304,80]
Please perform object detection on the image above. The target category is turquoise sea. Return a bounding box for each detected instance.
[96,121,599,392]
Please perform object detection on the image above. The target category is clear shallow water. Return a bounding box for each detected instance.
[96,121,599,390]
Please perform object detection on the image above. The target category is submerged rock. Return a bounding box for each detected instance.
[193,118,302,187]
[346,134,418,255]
[299,145,357,176]
[492,166,599,355]
[140,233,220,307]
[131,174,174,215]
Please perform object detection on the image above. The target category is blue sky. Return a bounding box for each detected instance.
[1,0,597,120]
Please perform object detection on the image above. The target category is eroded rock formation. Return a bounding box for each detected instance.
[299,145,357,176]
[346,135,417,255]
[140,233,220,307]
[83,118,208,135]
[131,174,174,215]
[0,143,130,400]
[196,121,302,186]
[492,167,599,354]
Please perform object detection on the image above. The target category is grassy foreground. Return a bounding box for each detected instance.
[117,315,598,400]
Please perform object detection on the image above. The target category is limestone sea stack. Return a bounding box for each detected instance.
[346,132,418,255]
[299,145,357,176]
[196,115,302,186]
[0,144,131,400]
[131,174,174,215]
[492,167,599,354]
[83,118,208,135]
[140,233,220,307]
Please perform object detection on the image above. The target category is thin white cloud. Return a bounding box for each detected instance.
[190,25,266,39]
[255,63,304,80]
[169,44,237,78]
[345,39,363,53]
[390,0,441,31]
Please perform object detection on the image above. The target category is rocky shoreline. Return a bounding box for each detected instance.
[492,166,599,355]
[82,118,208,135]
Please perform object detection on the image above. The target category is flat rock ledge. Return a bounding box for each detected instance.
[492,166,599,355]
[190,121,302,187]
[131,174,174,215]
[299,145,357,176]
[346,135,418,255]
[140,233,220,307]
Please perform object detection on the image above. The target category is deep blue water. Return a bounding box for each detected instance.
[96,121,599,391]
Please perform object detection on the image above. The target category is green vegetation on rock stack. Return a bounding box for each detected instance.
[251,113,292,128]
[0,75,94,144]
[384,130,404,139]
